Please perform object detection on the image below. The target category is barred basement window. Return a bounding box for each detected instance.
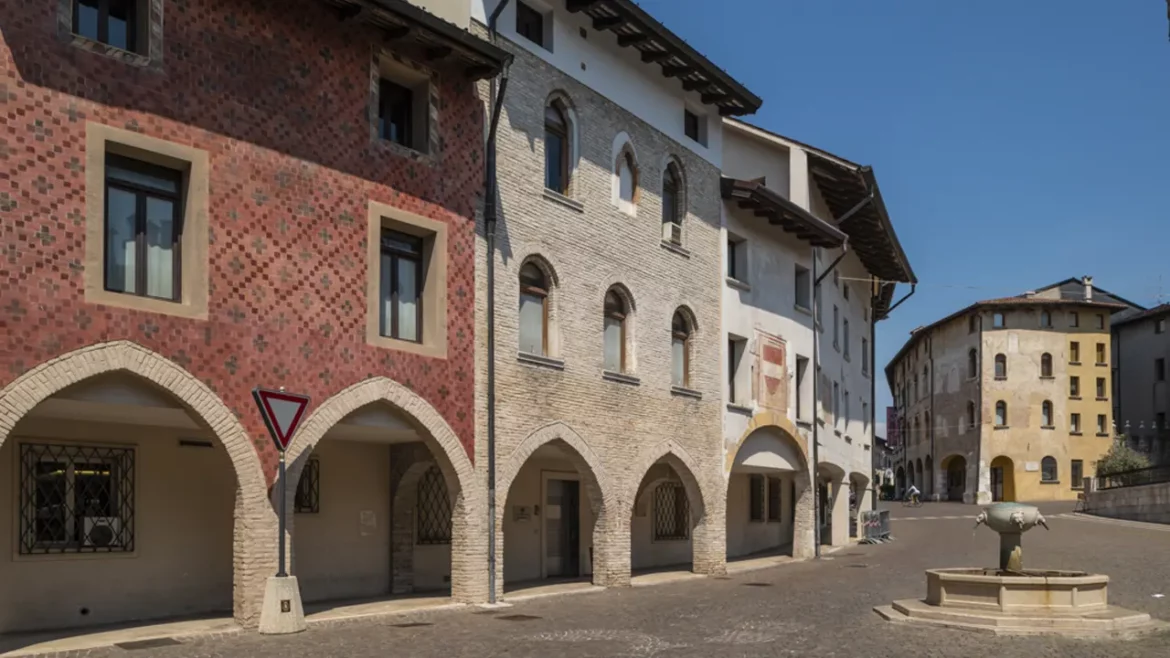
[19,443,134,555]
[295,458,319,514]
[416,466,451,545]
[653,482,689,541]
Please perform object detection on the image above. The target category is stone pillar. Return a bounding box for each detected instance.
[974,459,992,505]
[829,478,850,546]
[691,479,726,576]
[857,485,873,526]
[594,505,631,588]
[792,473,815,559]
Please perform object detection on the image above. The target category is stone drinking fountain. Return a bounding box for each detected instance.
[875,503,1164,637]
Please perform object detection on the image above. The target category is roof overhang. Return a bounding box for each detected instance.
[809,156,916,287]
[565,0,761,116]
[322,0,511,80]
[721,178,846,248]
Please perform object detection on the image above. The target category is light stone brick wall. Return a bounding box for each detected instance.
[475,33,726,595]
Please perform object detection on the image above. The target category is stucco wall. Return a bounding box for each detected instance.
[1086,481,1170,525]
[1114,315,1170,454]
[725,473,793,558]
[0,419,234,633]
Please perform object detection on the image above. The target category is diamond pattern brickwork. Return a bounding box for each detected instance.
[0,0,481,483]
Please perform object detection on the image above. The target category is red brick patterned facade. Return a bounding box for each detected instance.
[0,0,481,482]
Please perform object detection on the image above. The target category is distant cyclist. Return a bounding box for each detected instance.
[906,484,921,506]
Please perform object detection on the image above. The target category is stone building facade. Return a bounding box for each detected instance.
[887,281,1125,504]
[1113,304,1170,463]
[471,0,759,593]
[0,0,507,634]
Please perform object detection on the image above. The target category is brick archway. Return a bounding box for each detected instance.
[0,341,273,627]
[285,377,484,602]
[622,440,721,579]
[496,422,617,594]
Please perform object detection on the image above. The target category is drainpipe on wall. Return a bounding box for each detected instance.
[869,277,877,512]
[485,0,512,606]
[811,241,848,558]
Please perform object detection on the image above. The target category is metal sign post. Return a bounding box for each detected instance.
[252,386,311,635]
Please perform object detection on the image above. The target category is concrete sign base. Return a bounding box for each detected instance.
[259,576,306,635]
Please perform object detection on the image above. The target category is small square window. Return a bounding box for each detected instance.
[72,0,144,53]
[1156,318,1166,334]
[376,58,431,154]
[684,109,706,145]
[1096,314,1105,330]
[516,1,549,49]
[1040,310,1052,328]
[993,312,1005,328]
[1069,311,1079,328]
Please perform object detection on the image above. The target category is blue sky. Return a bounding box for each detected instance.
[646,0,1170,426]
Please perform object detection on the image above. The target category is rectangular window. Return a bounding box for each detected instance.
[1156,358,1165,382]
[862,401,869,433]
[1097,414,1107,435]
[843,284,850,300]
[727,337,745,404]
[766,477,782,522]
[1070,413,1081,434]
[295,458,320,514]
[794,265,811,310]
[833,381,841,430]
[378,79,414,149]
[417,467,452,544]
[653,482,689,541]
[683,109,705,144]
[815,283,823,328]
[515,1,546,48]
[862,337,869,375]
[1096,377,1106,399]
[1157,319,1166,334]
[1069,376,1080,398]
[1071,460,1084,489]
[73,0,140,52]
[1096,314,1105,330]
[1069,311,1079,328]
[1070,341,1080,364]
[18,443,134,554]
[379,230,424,342]
[727,236,747,282]
[1040,311,1052,328]
[833,305,840,350]
[749,474,764,522]
[376,58,431,154]
[1157,412,1166,430]
[104,154,182,301]
[1096,342,1106,365]
[796,355,809,421]
[843,319,851,359]
[993,312,1005,328]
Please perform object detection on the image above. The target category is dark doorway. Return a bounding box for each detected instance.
[545,479,580,577]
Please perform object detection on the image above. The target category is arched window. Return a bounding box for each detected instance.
[967,401,977,429]
[995,401,1007,427]
[1041,401,1053,427]
[1041,456,1057,482]
[994,354,1007,379]
[603,288,627,373]
[671,310,692,388]
[925,411,931,439]
[544,100,570,194]
[617,151,637,206]
[922,365,929,396]
[913,416,920,444]
[1041,353,1053,378]
[519,262,549,356]
[662,162,683,244]
[968,349,978,378]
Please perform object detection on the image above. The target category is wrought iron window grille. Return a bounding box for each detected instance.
[653,482,689,541]
[295,458,320,514]
[417,466,452,545]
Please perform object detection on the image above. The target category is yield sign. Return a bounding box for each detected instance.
[252,387,311,452]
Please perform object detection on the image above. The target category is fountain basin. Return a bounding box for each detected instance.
[926,568,1108,613]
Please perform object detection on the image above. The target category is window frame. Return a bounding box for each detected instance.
[662,163,683,244]
[994,353,1007,379]
[1096,314,1105,330]
[968,349,978,379]
[1097,414,1108,435]
[1070,376,1080,398]
[653,482,690,541]
[73,0,139,53]
[1069,311,1079,328]
[416,465,452,545]
[1040,310,1051,328]
[1041,456,1058,483]
[748,474,765,522]
[603,289,627,373]
[766,477,782,522]
[1041,400,1053,428]
[544,101,571,194]
[671,311,692,389]
[379,229,425,343]
[515,0,546,48]
[1096,377,1106,399]
[1071,460,1084,489]
[1096,342,1106,365]
[995,400,1007,427]
[1070,341,1080,364]
[1070,412,1081,434]
[520,262,551,357]
[378,78,415,149]
[993,312,1005,328]
[103,153,184,302]
[1041,352,1053,378]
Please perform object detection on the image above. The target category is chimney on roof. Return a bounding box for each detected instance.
[1083,276,1094,301]
[1023,290,1036,298]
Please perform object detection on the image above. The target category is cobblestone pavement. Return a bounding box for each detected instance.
[34,504,1170,657]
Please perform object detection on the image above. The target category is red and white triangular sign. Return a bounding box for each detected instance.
[252,387,311,452]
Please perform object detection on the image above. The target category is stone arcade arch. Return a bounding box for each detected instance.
[284,377,484,604]
[495,422,616,596]
[941,454,968,502]
[626,441,715,577]
[726,423,813,561]
[0,342,273,633]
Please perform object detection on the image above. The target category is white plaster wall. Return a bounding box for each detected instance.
[1115,318,1170,439]
[472,0,723,167]
[0,418,234,633]
[294,440,391,603]
[502,458,594,583]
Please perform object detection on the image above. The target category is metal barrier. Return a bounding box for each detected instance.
[859,510,892,544]
[1096,464,1170,491]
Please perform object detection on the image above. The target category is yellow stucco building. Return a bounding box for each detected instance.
[887,278,1130,503]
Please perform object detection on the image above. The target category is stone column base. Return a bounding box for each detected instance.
[259,576,306,635]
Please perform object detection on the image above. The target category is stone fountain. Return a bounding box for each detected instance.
[875,503,1164,637]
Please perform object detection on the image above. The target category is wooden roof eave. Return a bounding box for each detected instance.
[722,177,846,249]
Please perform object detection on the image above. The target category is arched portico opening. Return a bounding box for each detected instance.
[496,423,613,597]
[895,466,906,499]
[941,455,967,502]
[726,426,812,561]
[817,462,849,547]
[285,377,482,606]
[924,455,933,500]
[0,342,271,634]
[848,472,871,539]
[990,456,1016,502]
[628,443,711,576]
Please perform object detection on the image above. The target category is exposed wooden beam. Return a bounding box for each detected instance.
[617,33,649,47]
[425,45,453,61]
[661,65,691,78]
[383,24,411,41]
[701,92,728,104]
[681,79,712,92]
[566,0,604,13]
[592,16,623,30]
[718,105,742,116]
[641,50,670,63]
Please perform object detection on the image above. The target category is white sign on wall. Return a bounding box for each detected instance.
[1025,462,1040,472]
